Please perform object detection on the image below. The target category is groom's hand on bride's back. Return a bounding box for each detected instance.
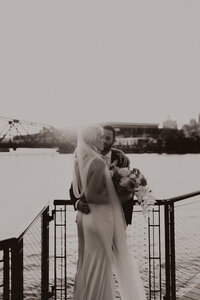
[69,184,91,214]
[77,198,91,214]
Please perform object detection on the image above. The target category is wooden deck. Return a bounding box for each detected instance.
[177,282,200,300]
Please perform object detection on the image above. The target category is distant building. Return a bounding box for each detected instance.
[182,114,200,137]
[101,122,160,147]
[163,117,177,129]
[189,119,197,127]
[182,124,190,137]
[101,122,160,138]
[61,122,160,148]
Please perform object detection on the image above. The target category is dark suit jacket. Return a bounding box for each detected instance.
[110,148,134,225]
[69,148,134,225]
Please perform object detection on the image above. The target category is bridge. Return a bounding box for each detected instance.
[0,117,75,153]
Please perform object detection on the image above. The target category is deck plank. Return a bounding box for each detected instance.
[179,283,200,300]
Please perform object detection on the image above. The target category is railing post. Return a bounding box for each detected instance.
[11,238,23,300]
[170,203,176,299]
[41,206,50,300]
[164,202,176,300]
[53,200,69,299]
[148,205,162,300]
[3,248,10,300]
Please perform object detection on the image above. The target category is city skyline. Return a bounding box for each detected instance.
[1,1,200,129]
[1,112,199,132]
[1,102,200,128]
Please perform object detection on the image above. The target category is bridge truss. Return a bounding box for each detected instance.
[0,117,74,152]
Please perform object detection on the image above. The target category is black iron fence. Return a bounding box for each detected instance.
[52,191,200,300]
[0,205,50,300]
[0,191,200,299]
[148,191,200,299]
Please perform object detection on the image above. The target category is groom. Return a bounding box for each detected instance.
[70,125,134,226]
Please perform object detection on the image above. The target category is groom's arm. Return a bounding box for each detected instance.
[76,198,91,214]
[69,184,90,214]
[111,148,134,226]
[111,148,130,168]
[69,184,78,208]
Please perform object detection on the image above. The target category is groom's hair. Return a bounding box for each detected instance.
[103,125,116,140]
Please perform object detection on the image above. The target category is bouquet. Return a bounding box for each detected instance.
[110,163,155,216]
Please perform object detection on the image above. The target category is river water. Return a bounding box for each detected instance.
[0,149,199,240]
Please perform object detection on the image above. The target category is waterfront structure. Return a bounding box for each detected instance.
[101,122,160,150]
[182,114,200,137]
[0,118,75,152]
[1,116,199,153]
[163,116,177,129]
[102,121,160,137]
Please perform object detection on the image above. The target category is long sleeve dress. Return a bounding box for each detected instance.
[73,157,146,300]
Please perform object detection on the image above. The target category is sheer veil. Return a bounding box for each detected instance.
[72,125,103,198]
[73,125,146,300]
[105,169,146,300]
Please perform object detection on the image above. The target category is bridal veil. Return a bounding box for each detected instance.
[73,125,146,300]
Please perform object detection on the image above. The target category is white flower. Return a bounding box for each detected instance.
[110,160,118,168]
[119,177,130,187]
[135,185,156,217]
[118,168,131,177]
[129,173,137,180]
[110,170,114,177]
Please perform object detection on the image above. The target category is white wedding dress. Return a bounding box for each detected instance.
[74,203,115,299]
[73,160,146,300]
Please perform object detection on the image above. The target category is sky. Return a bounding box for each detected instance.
[0,1,200,129]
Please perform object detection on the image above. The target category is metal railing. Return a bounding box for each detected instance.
[0,205,51,300]
[53,191,200,300]
[149,190,200,299]
[0,191,200,299]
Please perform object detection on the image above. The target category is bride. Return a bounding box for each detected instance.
[72,125,146,300]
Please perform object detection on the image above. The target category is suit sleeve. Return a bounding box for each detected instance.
[69,184,79,210]
[111,148,130,168]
